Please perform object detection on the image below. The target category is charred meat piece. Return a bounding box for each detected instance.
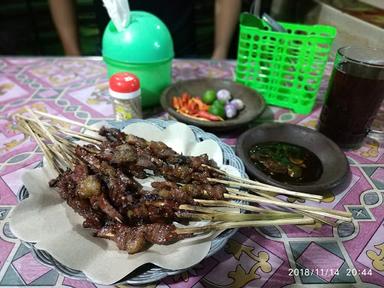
[70,163,89,182]
[96,223,147,254]
[179,183,226,200]
[49,167,104,229]
[127,199,180,224]
[112,144,137,164]
[98,143,137,164]
[96,222,188,254]
[75,146,140,209]
[135,154,157,170]
[99,126,126,143]
[144,223,186,245]
[148,141,178,161]
[150,181,225,202]
[150,181,194,203]
[67,196,104,229]
[92,193,123,222]
[160,164,193,183]
[125,134,148,149]
[77,175,101,198]
[122,165,148,179]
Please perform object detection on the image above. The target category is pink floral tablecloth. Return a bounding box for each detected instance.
[1,57,384,288]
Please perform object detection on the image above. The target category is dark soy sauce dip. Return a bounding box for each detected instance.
[249,142,323,185]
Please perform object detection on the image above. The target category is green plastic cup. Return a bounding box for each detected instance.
[102,11,174,108]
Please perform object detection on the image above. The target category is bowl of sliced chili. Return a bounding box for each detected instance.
[160,78,266,132]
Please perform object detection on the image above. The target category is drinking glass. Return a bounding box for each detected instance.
[318,46,384,149]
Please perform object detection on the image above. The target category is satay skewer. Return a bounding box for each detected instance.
[175,217,315,234]
[226,188,337,226]
[14,114,104,144]
[20,120,60,172]
[32,110,99,132]
[193,199,295,215]
[203,164,323,203]
[208,178,322,202]
[180,203,294,216]
[224,193,351,221]
[58,128,103,145]
[18,118,68,171]
[176,211,300,222]
[21,110,74,167]
[25,116,74,169]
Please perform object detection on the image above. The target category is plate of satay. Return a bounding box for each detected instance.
[9,110,352,285]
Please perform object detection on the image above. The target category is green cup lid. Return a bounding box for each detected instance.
[102,11,174,64]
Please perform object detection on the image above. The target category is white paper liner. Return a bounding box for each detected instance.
[9,122,240,285]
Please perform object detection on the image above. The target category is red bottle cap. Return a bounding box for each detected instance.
[109,72,141,100]
[109,72,140,93]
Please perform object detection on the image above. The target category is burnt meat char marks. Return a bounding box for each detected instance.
[98,127,222,182]
[96,223,188,254]
[150,181,225,203]
[127,199,180,224]
[48,127,227,253]
[75,146,140,210]
[49,166,104,229]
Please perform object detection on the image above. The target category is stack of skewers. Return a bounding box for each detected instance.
[14,110,352,254]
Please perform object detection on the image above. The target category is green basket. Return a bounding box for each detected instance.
[235,17,336,114]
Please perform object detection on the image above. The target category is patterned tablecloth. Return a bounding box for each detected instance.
[0,57,384,288]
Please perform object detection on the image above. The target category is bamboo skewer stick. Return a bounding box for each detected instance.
[27,111,73,165]
[182,202,295,217]
[176,217,315,234]
[26,118,74,168]
[16,114,96,165]
[59,128,103,145]
[249,189,339,226]
[32,110,99,132]
[179,204,238,214]
[203,164,323,202]
[232,189,337,226]
[194,186,337,226]
[18,117,73,171]
[54,136,77,156]
[224,193,351,220]
[22,121,59,172]
[226,188,337,226]
[176,211,300,222]
[193,199,294,215]
[26,109,58,146]
[209,178,323,201]
[225,189,348,220]
[14,114,103,144]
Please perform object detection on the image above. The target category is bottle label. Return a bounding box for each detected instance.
[109,88,141,100]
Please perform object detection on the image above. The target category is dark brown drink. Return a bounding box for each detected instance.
[318,47,384,149]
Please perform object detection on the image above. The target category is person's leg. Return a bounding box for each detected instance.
[212,0,241,59]
[48,0,80,56]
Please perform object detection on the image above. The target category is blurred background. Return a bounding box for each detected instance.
[0,0,383,57]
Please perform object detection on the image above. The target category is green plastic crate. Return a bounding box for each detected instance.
[235,17,336,114]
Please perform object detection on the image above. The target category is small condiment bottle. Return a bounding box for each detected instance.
[109,72,142,120]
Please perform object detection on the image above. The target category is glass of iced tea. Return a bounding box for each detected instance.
[318,46,384,149]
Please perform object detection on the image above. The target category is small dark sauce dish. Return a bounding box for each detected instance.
[236,123,351,195]
[249,141,323,185]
